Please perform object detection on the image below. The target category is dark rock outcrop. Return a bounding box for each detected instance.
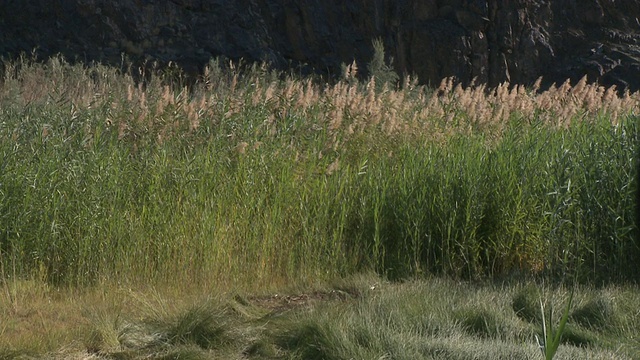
[1,0,639,91]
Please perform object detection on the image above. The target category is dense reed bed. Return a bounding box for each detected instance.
[0,56,639,289]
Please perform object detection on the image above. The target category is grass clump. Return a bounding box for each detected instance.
[261,279,637,360]
[276,321,342,360]
[2,277,638,359]
[154,303,233,350]
[84,293,244,359]
[152,346,211,360]
[570,293,620,331]
[513,284,543,323]
[455,307,504,338]
[560,325,597,348]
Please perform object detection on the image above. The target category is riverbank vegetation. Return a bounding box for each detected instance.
[0,56,639,358]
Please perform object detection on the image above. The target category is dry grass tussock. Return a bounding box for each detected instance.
[2,58,638,150]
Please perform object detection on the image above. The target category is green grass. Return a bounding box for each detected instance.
[85,296,241,358]
[268,279,639,360]
[7,275,637,359]
[1,57,638,287]
[66,277,639,359]
[1,56,639,358]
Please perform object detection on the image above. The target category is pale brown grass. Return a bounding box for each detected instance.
[4,58,638,153]
[0,278,242,357]
[1,279,89,353]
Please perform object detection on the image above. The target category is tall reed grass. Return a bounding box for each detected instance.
[0,56,638,287]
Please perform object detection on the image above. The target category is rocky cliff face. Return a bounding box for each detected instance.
[1,0,639,91]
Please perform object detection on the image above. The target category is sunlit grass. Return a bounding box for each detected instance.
[1,55,639,357]
[1,56,639,288]
[2,276,637,359]
[267,279,639,360]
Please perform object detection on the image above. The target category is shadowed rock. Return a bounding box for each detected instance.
[0,0,639,91]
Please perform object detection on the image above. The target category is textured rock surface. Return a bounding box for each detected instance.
[1,0,639,91]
